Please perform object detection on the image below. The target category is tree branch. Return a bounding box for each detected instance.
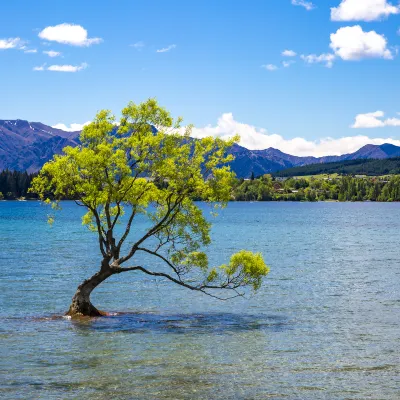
[113,265,244,300]
[118,193,182,264]
[136,247,180,277]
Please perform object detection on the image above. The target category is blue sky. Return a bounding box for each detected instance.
[1,0,400,156]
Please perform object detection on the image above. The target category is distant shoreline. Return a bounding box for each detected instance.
[2,199,400,203]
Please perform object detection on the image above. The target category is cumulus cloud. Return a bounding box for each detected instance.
[52,122,91,132]
[351,111,400,128]
[331,0,399,21]
[0,37,24,50]
[34,63,88,72]
[43,50,61,57]
[156,44,176,53]
[261,64,278,71]
[282,49,297,57]
[330,25,393,60]
[291,0,315,11]
[301,53,336,68]
[187,113,400,157]
[38,23,102,46]
[24,48,37,53]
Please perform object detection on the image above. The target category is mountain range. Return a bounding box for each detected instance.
[1,119,400,177]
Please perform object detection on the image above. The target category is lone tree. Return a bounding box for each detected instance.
[30,99,269,317]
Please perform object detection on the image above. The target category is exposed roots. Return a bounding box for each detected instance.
[65,299,108,318]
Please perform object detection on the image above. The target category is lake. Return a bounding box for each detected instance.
[1,201,399,399]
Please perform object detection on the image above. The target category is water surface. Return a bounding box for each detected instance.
[1,202,399,399]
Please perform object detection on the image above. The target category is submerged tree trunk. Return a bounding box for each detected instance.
[66,266,114,317]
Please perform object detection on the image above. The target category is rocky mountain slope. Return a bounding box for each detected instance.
[1,119,400,177]
[0,120,80,173]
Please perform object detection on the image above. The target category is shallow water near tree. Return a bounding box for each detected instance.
[1,201,399,399]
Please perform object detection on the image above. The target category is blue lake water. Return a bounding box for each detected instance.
[0,201,399,399]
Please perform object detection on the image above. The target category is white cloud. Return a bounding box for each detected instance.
[330,25,393,60]
[282,49,297,57]
[38,23,102,46]
[48,63,88,72]
[331,0,399,21]
[261,64,278,71]
[188,113,400,157]
[130,41,145,50]
[0,37,24,50]
[283,60,295,67]
[43,50,62,57]
[352,111,400,128]
[34,63,88,72]
[301,53,336,68]
[24,49,37,53]
[156,44,176,53]
[52,121,91,132]
[291,0,315,11]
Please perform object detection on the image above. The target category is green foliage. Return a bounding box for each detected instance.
[219,251,269,291]
[30,99,269,298]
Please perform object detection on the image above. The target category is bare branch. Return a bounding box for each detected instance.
[111,201,121,230]
[113,265,244,300]
[118,193,182,264]
[116,207,136,250]
[79,200,108,258]
[136,247,181,277]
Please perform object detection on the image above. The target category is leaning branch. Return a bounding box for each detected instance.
[114,265,244,300]
[136,247,181,277]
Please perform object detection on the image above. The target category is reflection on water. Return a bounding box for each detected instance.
[1,202,400,399]
[69,312,291,335]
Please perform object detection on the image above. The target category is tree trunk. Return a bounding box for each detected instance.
[66,267,114,317]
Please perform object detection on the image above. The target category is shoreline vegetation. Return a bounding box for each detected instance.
[2,169,400,203]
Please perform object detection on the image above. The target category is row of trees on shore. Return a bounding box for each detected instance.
[0,170,37,200]
[3,169,400,202]
[234,174,400,202]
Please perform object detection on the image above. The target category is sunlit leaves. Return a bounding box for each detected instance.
[220,250,270,291]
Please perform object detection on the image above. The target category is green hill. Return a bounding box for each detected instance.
[274,157,400,177]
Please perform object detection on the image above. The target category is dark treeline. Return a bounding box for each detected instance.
[274,157,400,177]
[0,170,38,199]
[233,174,400,202]
[3,170,400,202]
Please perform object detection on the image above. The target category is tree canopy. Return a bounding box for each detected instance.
[30,99,269,316]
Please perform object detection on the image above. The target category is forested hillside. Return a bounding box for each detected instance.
[274,157,400,177]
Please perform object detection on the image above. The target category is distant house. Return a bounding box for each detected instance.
[355,175,367,179]
[275,177,287,182]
